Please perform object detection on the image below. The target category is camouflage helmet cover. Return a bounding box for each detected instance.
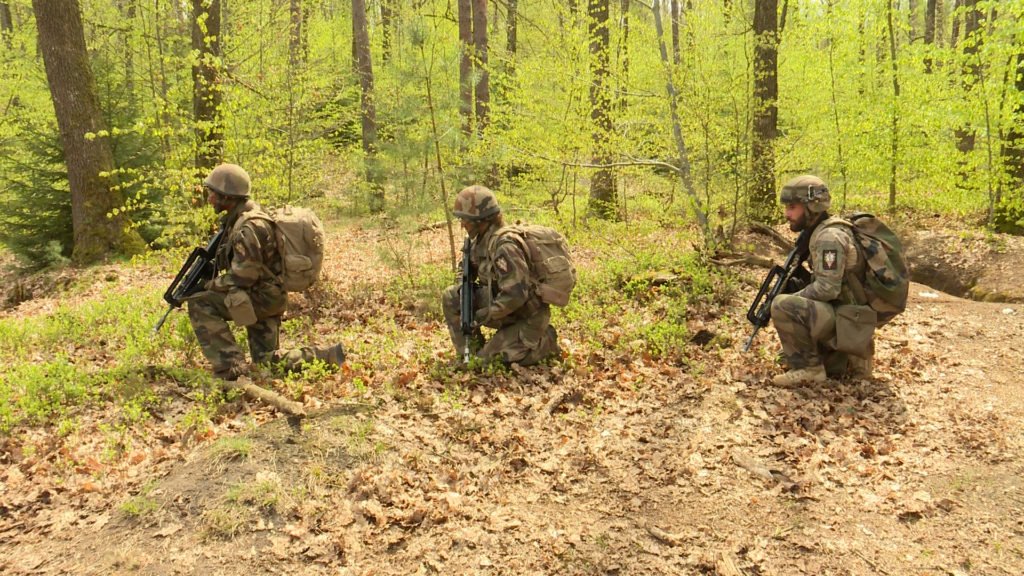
[453,185,501,221]
[780,175,830,214]
[204,163,251,198]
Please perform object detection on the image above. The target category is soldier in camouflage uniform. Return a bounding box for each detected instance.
[770,175,875,386]
[187,163,345,380]
[441,185,560,366]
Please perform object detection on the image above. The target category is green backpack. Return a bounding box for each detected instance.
[235,205,325,292]
[490,224,577,307]
[831,213,910,324]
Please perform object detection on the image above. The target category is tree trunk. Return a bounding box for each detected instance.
[472,0,488,132]
[618,0,629,110]
[670,0,680,65]
[749,0,778,223]
[506,0,517,57]
[587,0,616,219]
[954,0,981,157]
[924,0,937,72]
[458,0,473,136]
[995,49,1024,230]
[1,2,14,49]
[289,0,303,67]
[381,0,393,63]
[886,0,901,212]
[353,0,383,212]
[118,0,136,108]
[191,0,223,171]
[32,0,142,263]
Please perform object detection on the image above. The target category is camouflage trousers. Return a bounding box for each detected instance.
[771,294,864,376]
[442,284,559,366]
[187,290,321,375]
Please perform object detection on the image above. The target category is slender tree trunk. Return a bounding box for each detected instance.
[191,0,223,171]
[506,0,517,57]
[886,0,901,212]
[750,0,778,223]
[289,0,303,67]
[618,0,629,110]
[1,2,14,48]
[670,0,680,65]
[32,0,142,263]
[117,0,136,108]
[458,0,473,136]
[472,0,488,132]
[587,0,617,219]
[924,0,937,72]
[353,0,383,212]
[954,0,981,157]
[381,0,393,63]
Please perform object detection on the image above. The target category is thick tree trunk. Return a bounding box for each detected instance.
[191,0,223,171]
[458,0,473,136]
[750,0,778,223]
[1,2,14,48]
[587,0,616,219]
[353,0,383,212]
[472,0,488,132]
[32,0,141,263]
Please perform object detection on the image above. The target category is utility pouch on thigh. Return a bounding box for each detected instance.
[225,289,258,326]
[835,304,876,357]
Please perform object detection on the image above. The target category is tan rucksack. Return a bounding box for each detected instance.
[491,224,577,306]
[236,205,325,292]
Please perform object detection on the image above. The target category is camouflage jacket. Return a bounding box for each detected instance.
[469,224,541,324]
[209,200,283,293]
[797,216,866,305]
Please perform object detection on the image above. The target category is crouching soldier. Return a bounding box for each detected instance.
[441,185,561,366]
[771,175,876,386]
[188,163,345,380]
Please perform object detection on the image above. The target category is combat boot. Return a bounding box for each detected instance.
[772,364,827,387]
[213,363,249,382]
[847,354,873,380]
[313,343,346,367]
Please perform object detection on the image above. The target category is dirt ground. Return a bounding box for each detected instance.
[1,224,1022,575]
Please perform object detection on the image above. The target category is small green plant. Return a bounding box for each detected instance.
[209,436,253,462]
[120,483,160,518]
[201,504,252,540]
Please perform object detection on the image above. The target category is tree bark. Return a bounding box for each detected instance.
[886,0,901,212]
[924,0,937,72]
[32,0,142,263]
[191,0,223,171]
[995,49,1024,230]
[750,0,778,223]
[289,0,303,67]
[618,0,630,110]
[587,0,617,219]
[0,2,13,49]
[458,0,473,136]
[472,0,488,132]
[506,0,517,57]
[670,0,680,65]
[353,0,383,212]
[381,0,394,63]
[954,0,981,157]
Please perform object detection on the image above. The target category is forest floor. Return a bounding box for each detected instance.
[1,220,1023,576]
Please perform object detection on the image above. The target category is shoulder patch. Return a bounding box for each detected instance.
[822,249,838,271]
[494,255,510,274]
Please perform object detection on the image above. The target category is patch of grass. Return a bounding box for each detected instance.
[227,471,287,511]
[201,504,252,540]
[120,482,160,518]
[209,436,253,462]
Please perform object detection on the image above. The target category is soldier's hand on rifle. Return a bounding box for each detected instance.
[784,265,812,294]
[472,307,492,330]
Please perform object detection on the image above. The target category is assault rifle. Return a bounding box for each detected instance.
[153,226,225,332]
[742,229,811,352]
[459,236,475,364]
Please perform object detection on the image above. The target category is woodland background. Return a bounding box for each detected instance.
[1,0,1023,270]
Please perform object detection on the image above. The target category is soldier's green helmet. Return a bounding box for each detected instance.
[204,163,251,198]
[452,185,501,221]
[780,175,830,214]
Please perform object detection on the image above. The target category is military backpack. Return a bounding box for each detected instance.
[235,206,325,292]
[491,224,577,307]
[829,213,909,324]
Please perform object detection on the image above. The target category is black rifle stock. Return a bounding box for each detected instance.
[743,229,811,352]
[153,227,225,332]
[459,236,475,364]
